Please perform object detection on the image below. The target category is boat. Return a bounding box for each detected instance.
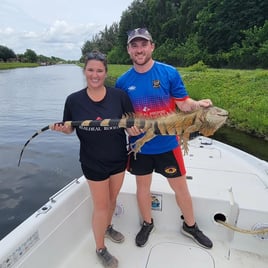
[0,136,268,268]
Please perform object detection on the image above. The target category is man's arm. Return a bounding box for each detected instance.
[175,98,213,112]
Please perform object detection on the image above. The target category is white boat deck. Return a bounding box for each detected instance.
[1,137,268,268]
[60,228,268,268]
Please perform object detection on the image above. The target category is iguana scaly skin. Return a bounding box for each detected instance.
[118,106,228,157]
[18,106,228,165]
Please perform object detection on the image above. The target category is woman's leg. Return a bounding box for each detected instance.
[87,179,110,250]
[107,171,125,225]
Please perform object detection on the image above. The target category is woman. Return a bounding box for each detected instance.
[53,51,134,268]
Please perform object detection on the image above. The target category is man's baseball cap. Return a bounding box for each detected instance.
[127,28,153,44]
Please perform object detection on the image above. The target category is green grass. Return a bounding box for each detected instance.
[108,64,130,77]
[0,62,39,69]
[107,64,268,138]
[180,68,268,138]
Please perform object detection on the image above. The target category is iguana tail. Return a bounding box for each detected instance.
[18,124,53,166]
[18,116,141,166]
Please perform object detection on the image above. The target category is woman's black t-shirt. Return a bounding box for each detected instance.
[63,87,134,173]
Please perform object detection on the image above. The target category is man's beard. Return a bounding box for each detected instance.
[132,54,151,66]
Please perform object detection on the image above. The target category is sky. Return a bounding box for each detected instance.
[0,0,134,60]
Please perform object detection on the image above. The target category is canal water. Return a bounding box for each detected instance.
[0,64,267,240]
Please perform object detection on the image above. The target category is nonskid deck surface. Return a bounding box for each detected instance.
[46,138,268,268]
[61,226,268,268]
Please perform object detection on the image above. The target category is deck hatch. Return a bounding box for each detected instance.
[146,242,215,268]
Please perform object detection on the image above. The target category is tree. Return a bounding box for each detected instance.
[196,0,268,53]
[80,23,119,62]
[98,23,119,53]
[0,45,16,62]
[24,49,37,63]
[80,0,268,68]
[172,0,208,43]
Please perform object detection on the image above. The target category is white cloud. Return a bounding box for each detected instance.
[0,19,103,59]
[0,0,133,60]
[0,27,14,35]
[41,20,99,43]
[22,31,39,38]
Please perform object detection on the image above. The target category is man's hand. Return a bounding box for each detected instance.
[126,126,144,136]
[198,99,213,108]
[176,98,213,112]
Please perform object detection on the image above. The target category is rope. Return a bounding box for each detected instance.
[216,220,268,235]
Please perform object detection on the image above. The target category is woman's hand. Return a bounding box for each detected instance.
[51,123,74,134]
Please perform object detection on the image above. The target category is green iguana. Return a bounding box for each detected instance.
[122,105,228,157]
[18,106,228,166]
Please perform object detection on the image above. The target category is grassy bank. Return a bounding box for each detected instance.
[0,62,39,69]
[107,65,268,139]
[181,67,268,138]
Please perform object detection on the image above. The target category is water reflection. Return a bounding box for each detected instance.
[214,127,268,161]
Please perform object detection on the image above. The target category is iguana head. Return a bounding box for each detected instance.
[199,106,228,136]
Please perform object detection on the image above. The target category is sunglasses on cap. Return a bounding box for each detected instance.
[127,28,153,44]
[86,51,106,61]
[127,28,149,37]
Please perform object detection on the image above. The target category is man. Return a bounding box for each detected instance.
[115,28,213,249]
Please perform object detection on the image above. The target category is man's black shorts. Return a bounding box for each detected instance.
[128,146,186,178]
